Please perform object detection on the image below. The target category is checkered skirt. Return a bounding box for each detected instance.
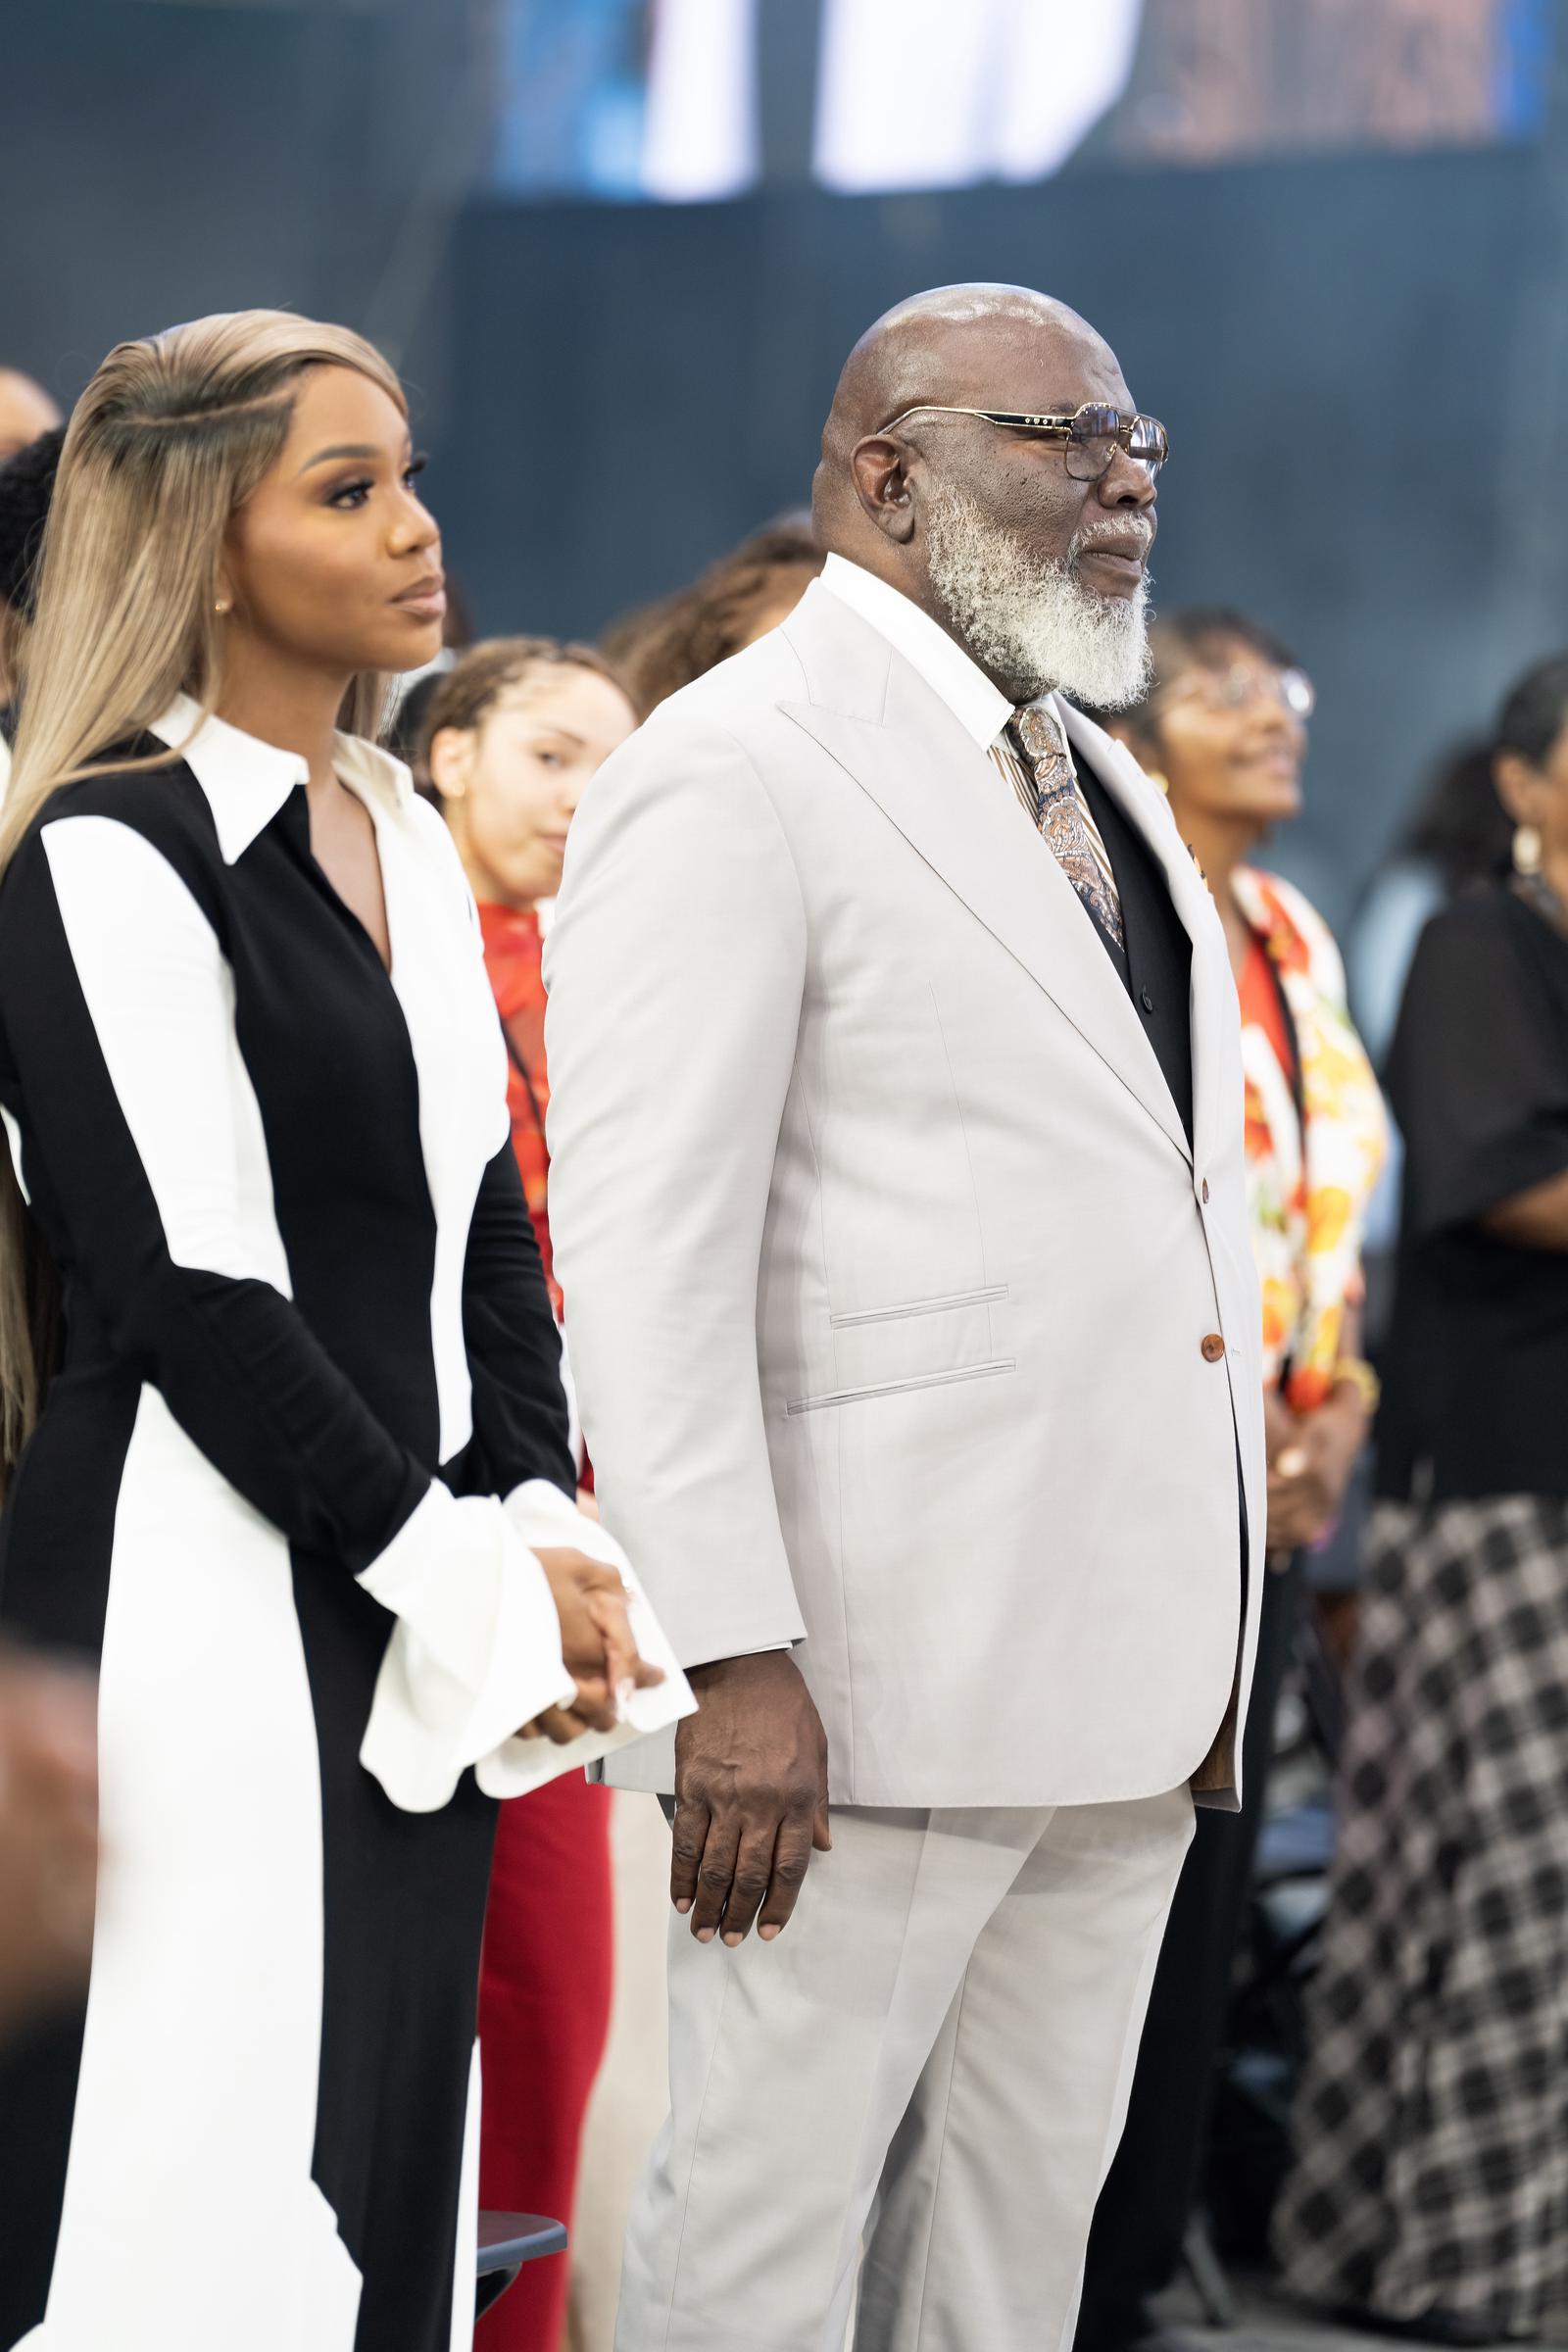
[1273,1494,1568,2334]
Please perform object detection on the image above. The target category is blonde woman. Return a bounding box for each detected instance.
[0,314,673,2352]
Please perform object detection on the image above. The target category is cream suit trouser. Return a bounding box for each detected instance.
[613,1786,1195,2352]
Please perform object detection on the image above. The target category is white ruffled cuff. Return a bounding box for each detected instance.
[357,1483,576,1813]
[475,1479,697,1798]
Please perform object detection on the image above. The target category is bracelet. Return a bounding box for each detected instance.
[1331,1356,1381,1415]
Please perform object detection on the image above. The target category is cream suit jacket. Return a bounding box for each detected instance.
[543,577,1265,1810]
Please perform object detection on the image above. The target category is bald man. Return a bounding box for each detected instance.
[544,286,1265,2352]
[0,371,61,467]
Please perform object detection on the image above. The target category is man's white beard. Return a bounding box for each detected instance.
[923,479,1152,710]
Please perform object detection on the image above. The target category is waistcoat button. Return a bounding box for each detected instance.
[1200,1333,1226,1364]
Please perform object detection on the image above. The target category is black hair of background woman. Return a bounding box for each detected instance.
[1397,650,1568,897]
[0,426,65,621]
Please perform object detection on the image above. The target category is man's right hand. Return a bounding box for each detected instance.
[670,1650,830,1947]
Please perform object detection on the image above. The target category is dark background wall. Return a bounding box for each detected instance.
[8,2,1568,925]
[437,137,1568,923]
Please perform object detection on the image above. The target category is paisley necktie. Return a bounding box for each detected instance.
[1010,702,1126,959]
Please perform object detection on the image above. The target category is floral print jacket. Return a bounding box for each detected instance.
[1232,866,1388,1410]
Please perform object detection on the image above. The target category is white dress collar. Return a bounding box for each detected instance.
[150,692,414,865]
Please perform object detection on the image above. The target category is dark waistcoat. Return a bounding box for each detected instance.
[1077,757,1196,1150]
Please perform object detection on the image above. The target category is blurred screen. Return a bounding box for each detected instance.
[488,0,1552,203]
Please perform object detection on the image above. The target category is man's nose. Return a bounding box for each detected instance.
[1097,446,1158,516]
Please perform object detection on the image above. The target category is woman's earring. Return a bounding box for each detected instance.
[1145,768,1170,796]
[215,598,231,617]
[1514,822,1544,875]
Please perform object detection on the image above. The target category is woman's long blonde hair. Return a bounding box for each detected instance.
[0,309,407,1473]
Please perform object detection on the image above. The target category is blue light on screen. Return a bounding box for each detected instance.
[485,0,1553,206]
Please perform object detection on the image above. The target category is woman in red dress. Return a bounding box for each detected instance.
[424,637,637,2352]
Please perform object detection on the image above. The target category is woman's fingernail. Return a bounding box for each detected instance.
[696,1927,715,1943]
[722,1930,744,1946]
[759,1924,780,1939]
[674,1898,692,1914]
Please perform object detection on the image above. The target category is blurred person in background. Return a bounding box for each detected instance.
[1075,609,1386,2352]
[0,425,66,783]
[601,513,820,718]
[1347,741,1518,1344]
[0,370,60,466]
[1276,649,1568,2347]
[1348,740,1513,1071]
[421,636,637,2352]
[0,311,668,2352]
[0,1648,97,2043]
[0,408,98,2001]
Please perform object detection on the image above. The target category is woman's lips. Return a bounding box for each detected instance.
[393,580,447,620]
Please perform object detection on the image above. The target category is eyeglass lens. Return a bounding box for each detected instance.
[1063,405,1167,482]
[1200,664,1315,720]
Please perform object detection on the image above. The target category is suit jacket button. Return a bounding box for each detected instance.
[1201,1179,1210,1203]
[1200,1333,1226,1363]
[1140,987,1155,1013]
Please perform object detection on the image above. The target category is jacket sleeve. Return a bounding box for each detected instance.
[0,810,577,1810]
[543,715,809,1668]
[461,1133,576,1501]
[1389,897,1568,1239]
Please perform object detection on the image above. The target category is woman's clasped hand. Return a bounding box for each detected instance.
[521,1546,664,1744]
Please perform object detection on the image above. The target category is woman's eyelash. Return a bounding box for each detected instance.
[327,455,428,508]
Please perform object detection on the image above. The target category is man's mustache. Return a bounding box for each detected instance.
[1067,517,1155,564]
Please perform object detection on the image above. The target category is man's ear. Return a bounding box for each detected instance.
[426,724,473,801]
[849,434,916,546]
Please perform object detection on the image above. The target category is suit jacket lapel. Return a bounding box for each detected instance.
[778,594,1193,1164]
[1058,701,1236,1179]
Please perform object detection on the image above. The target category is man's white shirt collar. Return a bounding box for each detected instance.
[819,551,1061,751]
[150,690,415,864]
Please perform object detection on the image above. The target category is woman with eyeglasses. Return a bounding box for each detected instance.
[1075,608,1386,2352]
[1275,649,1568,2345]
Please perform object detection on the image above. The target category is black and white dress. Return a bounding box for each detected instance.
[0,698,623,2350]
